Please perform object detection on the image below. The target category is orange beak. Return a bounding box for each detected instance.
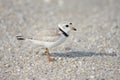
[71,27,77,31]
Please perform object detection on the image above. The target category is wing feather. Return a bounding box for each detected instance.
[32,28,61,42]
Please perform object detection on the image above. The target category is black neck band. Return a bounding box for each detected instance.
[59,28,69,37]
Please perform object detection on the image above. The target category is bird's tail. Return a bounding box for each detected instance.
[16,36,25,40]
[16,35,46,47]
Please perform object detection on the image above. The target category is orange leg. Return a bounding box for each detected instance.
[45,48,55,62]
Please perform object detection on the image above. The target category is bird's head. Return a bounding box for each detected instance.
[58,22,77,37]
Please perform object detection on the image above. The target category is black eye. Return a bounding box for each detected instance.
[66,25,69,27]
[69,23,72,25]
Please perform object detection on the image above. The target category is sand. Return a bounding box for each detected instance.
[0,0,120,80]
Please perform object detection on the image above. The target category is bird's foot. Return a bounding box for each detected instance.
[49,58,56,62]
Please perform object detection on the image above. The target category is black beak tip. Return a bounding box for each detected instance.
[74,28,77,31]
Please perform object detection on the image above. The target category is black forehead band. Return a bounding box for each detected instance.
[69,23,72,25]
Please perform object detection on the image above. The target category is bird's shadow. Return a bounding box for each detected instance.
[51,51,117,58]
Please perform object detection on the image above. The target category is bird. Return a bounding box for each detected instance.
[16,22,77,62]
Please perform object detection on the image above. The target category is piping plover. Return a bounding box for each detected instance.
[16,22,77,62]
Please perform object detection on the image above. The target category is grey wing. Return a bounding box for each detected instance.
[32,28,61,42]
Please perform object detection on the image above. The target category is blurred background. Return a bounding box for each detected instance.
[0,0,120,80]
